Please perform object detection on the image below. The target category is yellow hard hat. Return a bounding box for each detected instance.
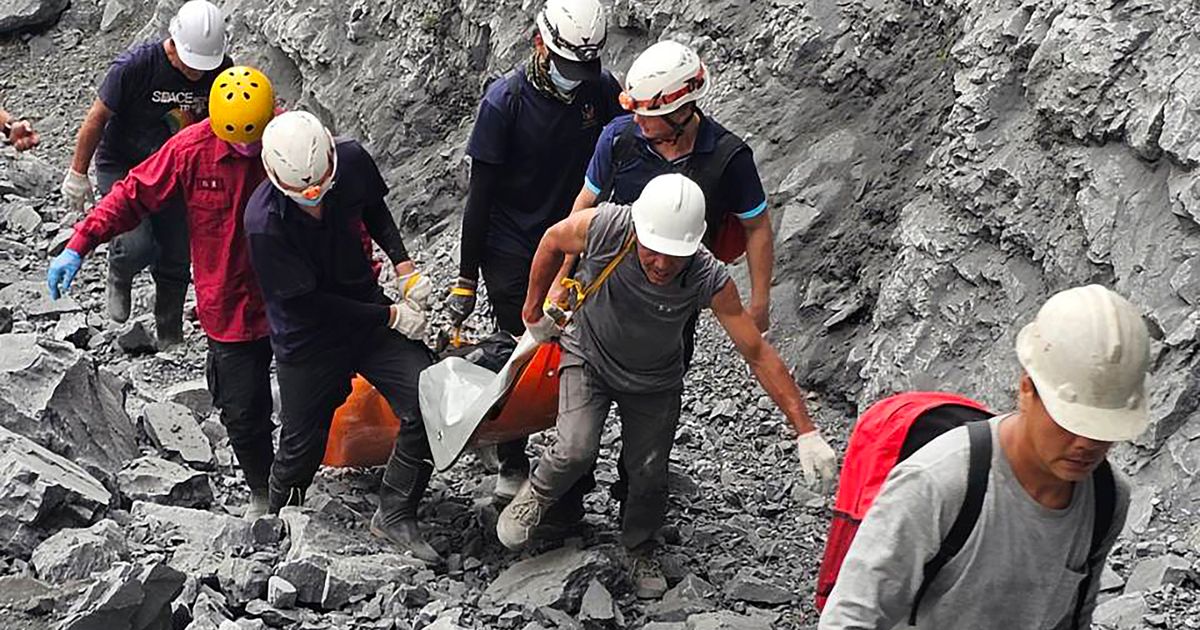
[209,66,274,144]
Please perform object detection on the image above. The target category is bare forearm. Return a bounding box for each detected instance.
[749,345,816,434]
[71,110,108,174]
[745,221,774,309]
[523,241,566,321]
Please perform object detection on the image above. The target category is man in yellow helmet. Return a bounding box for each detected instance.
[47,67,279,519]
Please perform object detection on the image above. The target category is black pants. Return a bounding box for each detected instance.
[481,253,532,476]
[97,164,191,287]
[206,337,275,490]
[270,327,434,491]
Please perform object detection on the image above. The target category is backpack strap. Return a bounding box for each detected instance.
[594,122,640,203]
[1071,460,1116,628]
[909,421,992,625]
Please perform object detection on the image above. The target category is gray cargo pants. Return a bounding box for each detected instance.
[530,362,682,549]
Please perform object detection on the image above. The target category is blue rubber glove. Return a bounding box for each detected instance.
[47,249,83,300]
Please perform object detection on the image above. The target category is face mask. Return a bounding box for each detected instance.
[286,185,331,208]
[230,140,262,157]
[549,60,582,94]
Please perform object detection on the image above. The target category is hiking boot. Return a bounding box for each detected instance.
[153,279,187,350]
[494,469,528,503]
[268,480,306,514]
[372,448,442,565]
[106,273,132,324]
[496,480,552,550]
[246,488,270,521]
[631,551,668,600]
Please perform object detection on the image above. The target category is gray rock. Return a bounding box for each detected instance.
[243,599,303,627]
[685,610,775,630]
[267,575,297,609]
[53,312,93,348]
[1092,592,1147,629]
[189,590,233,630]
[577,579,615,622]
[321,553,421,610]
[59,561,185,630]
[0,0,68,34]
[251,515,285,546]
[0,334,137,479]
[722,571,792,605]
[117,320,157,356]
[30,519,128,583]
[0,575,57,612]
[217,556,273,607]
[1125,555,1194,594]
[162,379,214,418]
[642,624,687,630]
[0,425,110,559]
[0,281,80,317]
[648,574,717,622]
[1100,562,1125,593]
[484,545,626,613]
[140,402,215,468]
[100,0,132,32]
[117,456,212,507]
[130,502,253,576]
[5,204,41,233]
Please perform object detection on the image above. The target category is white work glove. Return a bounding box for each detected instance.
[389,301,427,340]
[525,315,561,344]
[398,270,432,311]
[60,169,93,212]
[795,430,838,493]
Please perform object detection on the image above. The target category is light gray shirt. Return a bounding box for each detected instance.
[820,416,1129,630]
[560,203,730,393]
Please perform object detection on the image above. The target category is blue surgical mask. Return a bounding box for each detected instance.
[549,60,582,94]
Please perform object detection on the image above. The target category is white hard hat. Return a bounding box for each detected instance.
[536,0,607,81]
[261,111,338,206]
[168,0,228,72]
[631,174,707,257]
[620,40,710,117]
[1016,284,1151,442]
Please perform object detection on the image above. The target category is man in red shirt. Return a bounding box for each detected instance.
[47,66,278,519]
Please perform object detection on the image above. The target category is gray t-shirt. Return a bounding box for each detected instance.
[820,416,1129,630]
[560,203,731,393]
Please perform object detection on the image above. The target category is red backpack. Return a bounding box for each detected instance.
[816,392,1116,628]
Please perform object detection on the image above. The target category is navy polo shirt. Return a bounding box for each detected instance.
[95,41,233,169]
[466,67,623,260]
[244,138,394,362]
[584,114,768,224]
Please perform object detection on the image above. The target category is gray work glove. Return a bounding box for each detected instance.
[796,430,838,493]
[60,169,93,212]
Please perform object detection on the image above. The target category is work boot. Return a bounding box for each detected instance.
[494,469,528,503]
[630,549,668,600]
[153,279,187,350]
[268,479,306,514]
[106,272,132,324]
[370,451,442,565]
[496,480,552,550]
[246,488,270,521]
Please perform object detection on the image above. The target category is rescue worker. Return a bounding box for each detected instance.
[820,285,1142,629]
[0,108,39,151]
[445,0,622,508]
[244,111,440,563]
[60,0,232,347]
[47,66,278,520]
[497,174,838,597]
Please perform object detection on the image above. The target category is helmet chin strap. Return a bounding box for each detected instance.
[650,106,698,147]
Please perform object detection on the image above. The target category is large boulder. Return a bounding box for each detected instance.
[130,502,254,577]
[0,334,137,481]
[139,402,215,468]
[30,519,129,584]
[0,425,110,559]
[117,456,213,508]
[0,0,69,36]
[483,545,628,613]
[58,561,186,630]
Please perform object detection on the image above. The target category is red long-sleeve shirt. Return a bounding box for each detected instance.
[68,120,270,342]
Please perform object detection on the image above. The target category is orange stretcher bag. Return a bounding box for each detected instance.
[322,377,400,468]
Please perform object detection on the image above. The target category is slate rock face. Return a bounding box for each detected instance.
[116,456,213,508]
[0,0,69,34]
[30,519,129,583]
[58,561,186,630]
[484,546,628,613]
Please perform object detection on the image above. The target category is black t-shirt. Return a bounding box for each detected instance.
[244,139,394,362]
[465,68,623,259]
[95,41,233,169]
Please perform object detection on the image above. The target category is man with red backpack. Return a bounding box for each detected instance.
[819,284,1144,629]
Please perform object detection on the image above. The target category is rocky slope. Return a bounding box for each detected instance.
[0,0,1198,628]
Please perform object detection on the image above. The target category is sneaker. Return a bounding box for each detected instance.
[496,481,550,550]
[494,469,528,503]
[631,552,668,600]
